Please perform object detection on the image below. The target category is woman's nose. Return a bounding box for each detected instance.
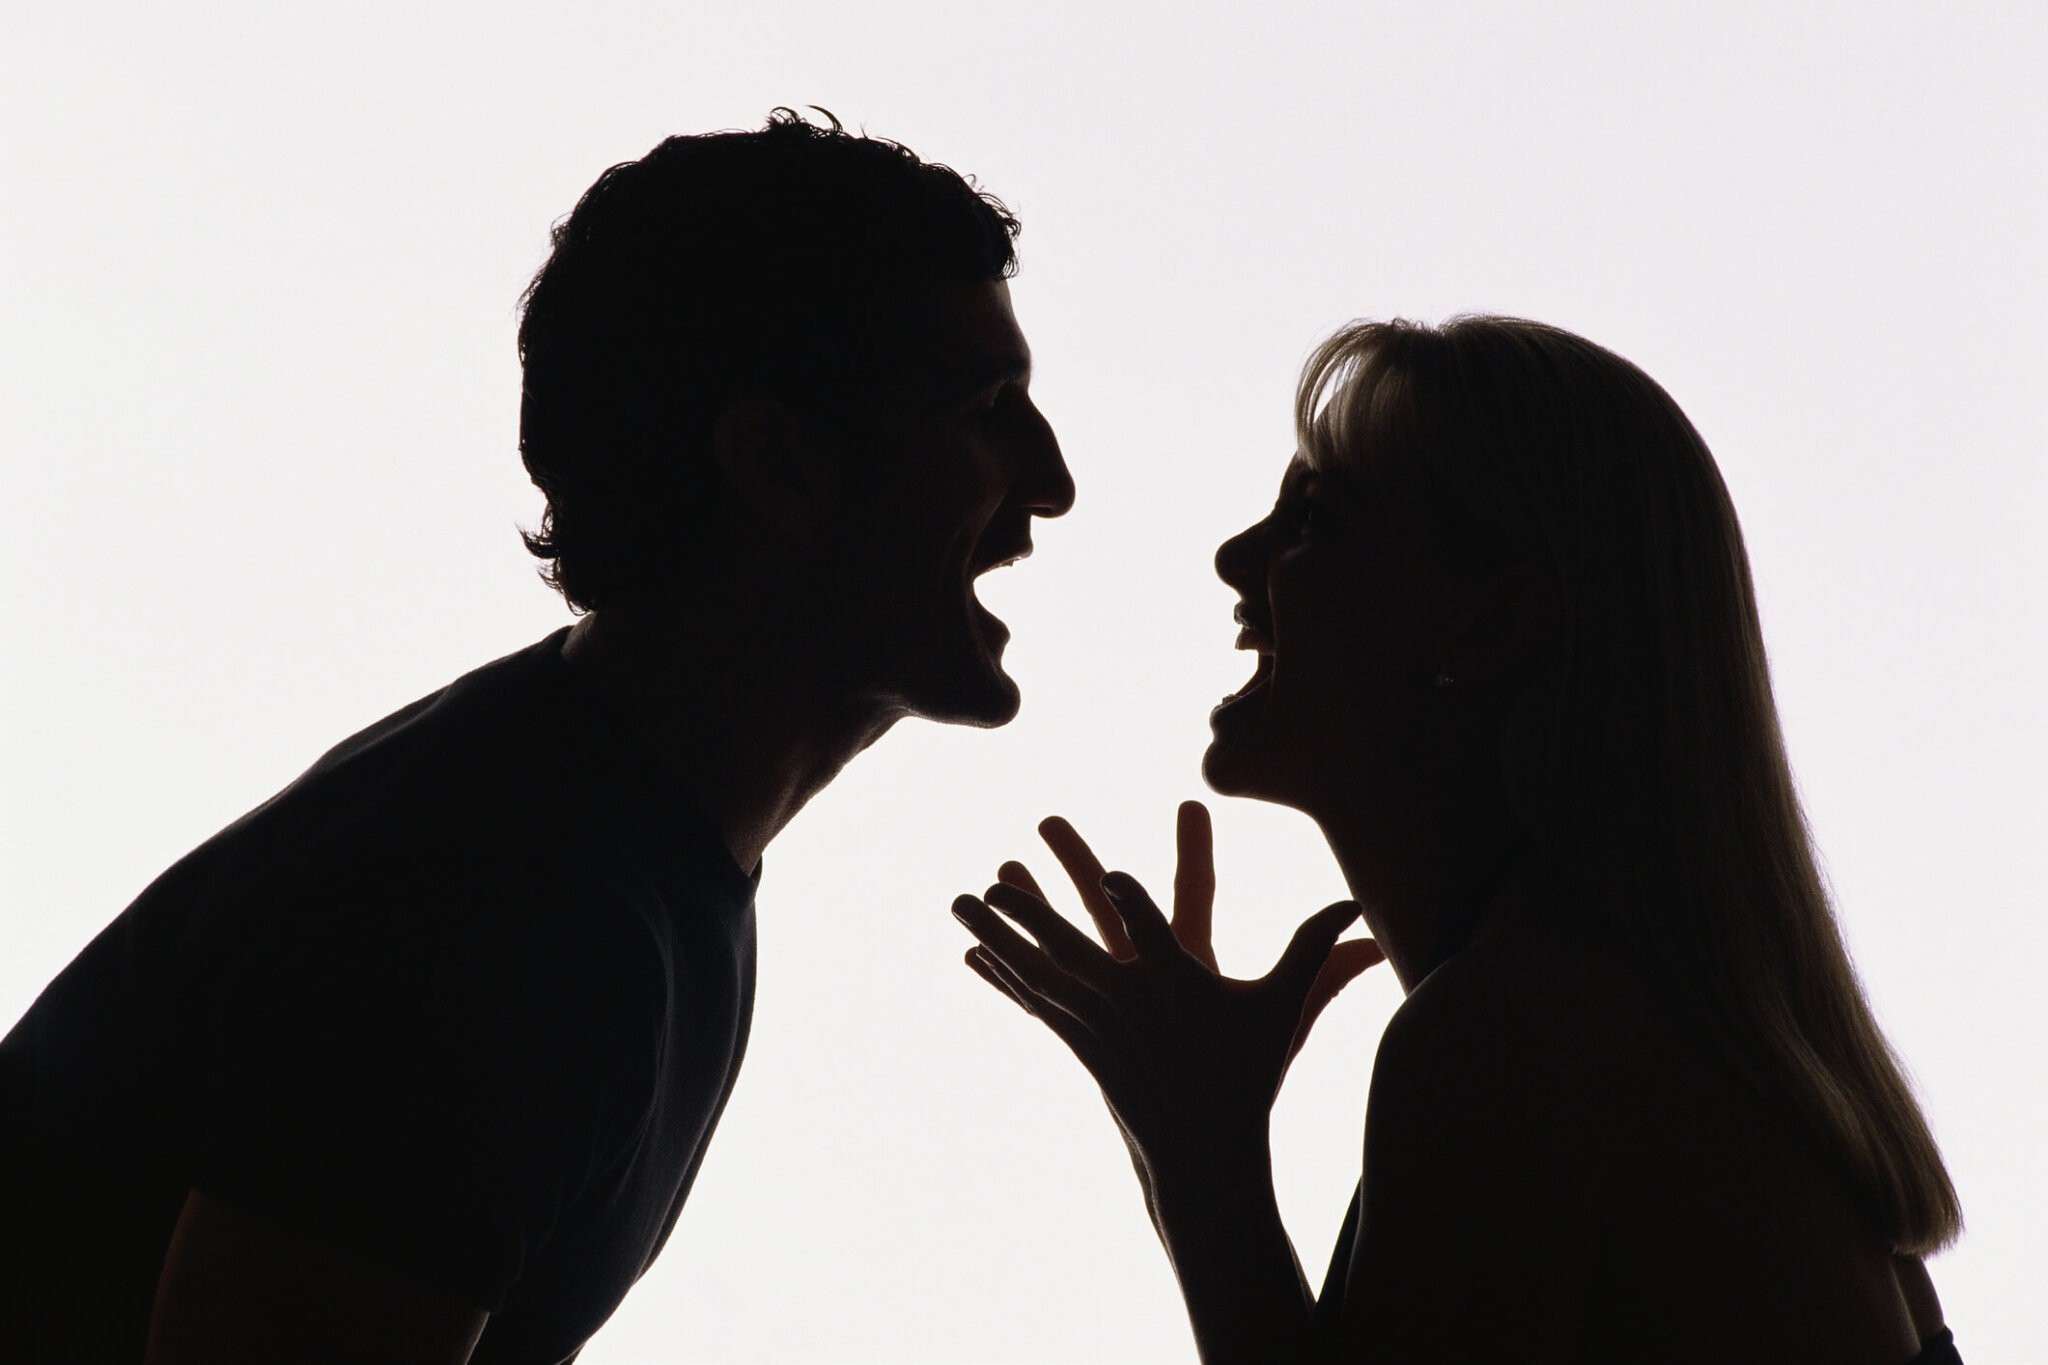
[1214,522,1262,590]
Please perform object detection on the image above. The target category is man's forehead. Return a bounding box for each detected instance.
[926,278,1031,391]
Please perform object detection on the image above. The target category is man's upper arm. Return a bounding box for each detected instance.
[146,1189,488,1365]
[1334,967,1615,1362]
[186,852,662,1315]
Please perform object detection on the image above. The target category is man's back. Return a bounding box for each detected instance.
[1,631,758,1363]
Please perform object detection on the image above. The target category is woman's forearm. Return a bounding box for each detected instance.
[950,821,1377,1363]
[1144,1132,1316,1365]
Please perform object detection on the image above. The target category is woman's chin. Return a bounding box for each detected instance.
[1205,682,1328,808]
[1203,714,1334,814]
[1201,732,1277,802]
[1206,687,1271,788]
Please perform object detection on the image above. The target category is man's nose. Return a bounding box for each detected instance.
[1021,408,1075,518]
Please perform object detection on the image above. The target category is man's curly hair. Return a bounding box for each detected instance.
[516,108,1021,613]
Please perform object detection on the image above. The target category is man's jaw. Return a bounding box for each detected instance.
[963,515,1036,654]
[932,522,1036,725]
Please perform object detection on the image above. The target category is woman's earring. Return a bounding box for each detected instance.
[1434,668,1456,689]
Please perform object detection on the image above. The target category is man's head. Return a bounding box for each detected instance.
[518,109,1072,726]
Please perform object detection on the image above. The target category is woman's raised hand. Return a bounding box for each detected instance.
[951,800,1385,1174]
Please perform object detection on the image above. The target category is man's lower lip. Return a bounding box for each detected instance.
[972,600,1009,653]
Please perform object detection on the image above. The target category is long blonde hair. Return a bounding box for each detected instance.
[1296,315,1961,1254]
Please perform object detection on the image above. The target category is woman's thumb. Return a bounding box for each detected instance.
[1273,900,1365,996]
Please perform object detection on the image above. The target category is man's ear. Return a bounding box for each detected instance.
[710,395,842,539]
[1440,561,1559,685]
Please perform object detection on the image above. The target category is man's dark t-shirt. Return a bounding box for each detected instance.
[0,629,758,1364]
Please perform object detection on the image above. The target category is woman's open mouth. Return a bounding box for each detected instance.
[1214,649,1273,714]
[1217,601,1277,713]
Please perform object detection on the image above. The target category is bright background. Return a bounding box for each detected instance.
[5,4,2044,1361]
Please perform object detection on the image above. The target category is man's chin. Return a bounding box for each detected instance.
[916,605,1022,727]
[918,667,1022,729]
[892,637,1022,728]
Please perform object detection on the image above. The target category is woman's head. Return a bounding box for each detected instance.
[1281,317,1768,885]
[1206,317,1633,823]
[1210,315,1960,1254]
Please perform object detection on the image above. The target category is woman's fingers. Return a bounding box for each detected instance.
[1319,936,1388,991]
[1269,900,1366,1001]
[965,945,1032,1012]
[954,893,1117,1026]
[965,946,1106,1067]
[1099,871,1183,960]
[1292,936,1388,1058]
[953,892,1036,959]
[1039,816,1137,959]
[997,860,1051,903]
[983,881,1118,988]
[1171,800,1218,970]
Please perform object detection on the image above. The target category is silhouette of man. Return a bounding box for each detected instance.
[0,110,1072,1364]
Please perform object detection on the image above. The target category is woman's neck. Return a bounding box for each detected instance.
[1313,796,1523,994]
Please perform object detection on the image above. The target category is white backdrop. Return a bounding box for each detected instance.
[5,4,2044,1361]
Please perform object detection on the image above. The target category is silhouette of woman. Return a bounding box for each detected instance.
[952,317,1963,1363]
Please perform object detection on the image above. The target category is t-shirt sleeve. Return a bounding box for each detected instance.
[184,841,664,1313]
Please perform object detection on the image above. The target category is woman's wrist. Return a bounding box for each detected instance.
[1143,1132,1314,1365]
[1140,1124,1285,1270]
[1141,1122,1274,1203]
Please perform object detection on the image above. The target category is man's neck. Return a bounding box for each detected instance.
[560,607,898,875]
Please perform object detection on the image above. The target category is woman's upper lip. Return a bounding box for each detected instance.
[1233,603,1274,651]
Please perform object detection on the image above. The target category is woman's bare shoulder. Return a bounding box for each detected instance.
[1376,904,1679,1107]
[1362,905,1925,1362]
[1347,906,1651,1355]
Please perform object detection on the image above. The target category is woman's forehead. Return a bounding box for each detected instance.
[1290,446,1379,499]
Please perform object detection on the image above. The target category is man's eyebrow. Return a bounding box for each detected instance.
[944,353,1031,395]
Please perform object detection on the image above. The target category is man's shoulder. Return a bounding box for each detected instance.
[203,631,580,872]
[41,630,603,1027]
[294,630,576,796]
